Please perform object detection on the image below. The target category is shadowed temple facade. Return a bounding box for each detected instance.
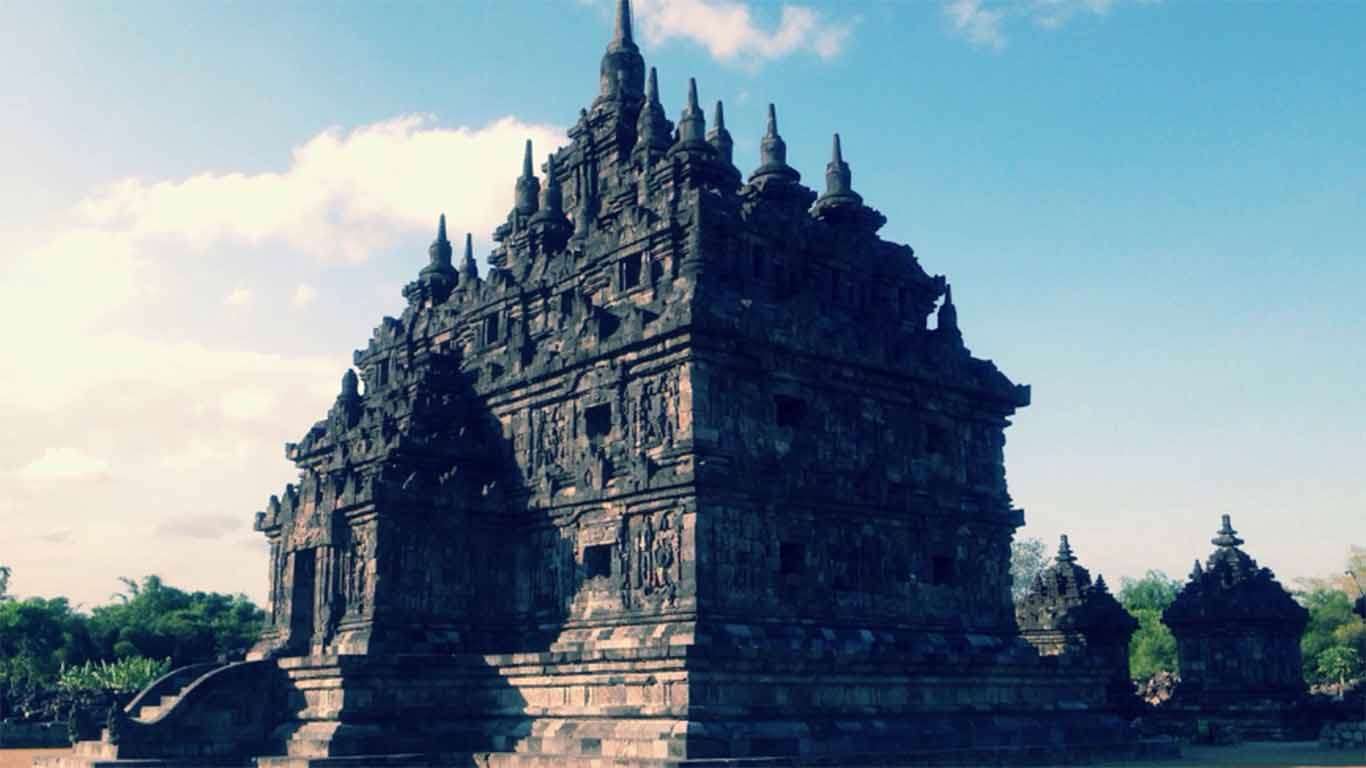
[44,2,1170,765]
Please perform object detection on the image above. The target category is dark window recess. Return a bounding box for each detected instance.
[585,403,612,439]
[621,253,642,288]
[779,542,804,576]
[926,424,953,456]
[931,556,955,586]
[583,544,612,579]
[484,314,500,345]
[774,395,806,428]
[560,290,575,316]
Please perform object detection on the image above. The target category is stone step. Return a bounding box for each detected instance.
[161,694,181,709]
[138,705,161,720]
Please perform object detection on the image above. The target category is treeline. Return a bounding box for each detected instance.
[0,571,263,720]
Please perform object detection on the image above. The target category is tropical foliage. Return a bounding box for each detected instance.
[0,570,263,721]
[1117,570,1181,680]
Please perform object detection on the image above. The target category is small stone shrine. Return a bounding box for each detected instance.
[1017,535,1139,710]
[44,2,1171,765]
[1159,514,1312,739]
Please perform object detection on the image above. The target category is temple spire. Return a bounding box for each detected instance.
[636,67,671,154]
[937,284,959,335]
[708,100,734,166]
[1211,514,1245,549]
[598,0,644,101]
[819,132,859,203]
[514,139,540,216]
[611,0,634,49]
[749,103,799,185]
[423,213,454,278]
[1056,535,1077,565]
[674,77,707,148]
[461,233,479,282]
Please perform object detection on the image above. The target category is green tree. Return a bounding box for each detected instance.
[1010,537,1047,602]
[1295,548,1366,686]
[0,564,12,600]
[1118,570,1181,680]
[1315,646,1362,689]
[88,575,264,667]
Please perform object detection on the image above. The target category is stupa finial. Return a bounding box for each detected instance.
[611,0,634,50]
[675,77,707,147]
[1056,535,1077,565]
[750,103,799,184]
[461,233,478,282]
[708,100,735,166]
[514,139,540,215]
[1211,514,1244,549]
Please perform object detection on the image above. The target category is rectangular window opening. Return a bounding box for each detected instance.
[484,314,500,345]
[584,544,612,579]
[774,395,806,429]
[931,556,955,586]
[585,403,612,439]
[622,253,642,288]
[560,289,575,316]
[779,542,804,576]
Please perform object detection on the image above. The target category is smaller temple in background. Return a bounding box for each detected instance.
[1017,535,1139,711]
[1159,514,1313,740]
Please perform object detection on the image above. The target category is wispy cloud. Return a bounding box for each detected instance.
[624,0,855,66]
[222,286,254,307]
[944,0,1143,50]
[0,113,567,606]
[292,283,317,307]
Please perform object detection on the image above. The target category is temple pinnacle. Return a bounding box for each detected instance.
[461,233,478,282]
[937,284,960,335]
[514,139,540,216]
[424,212,454,276]
[675,77,707,147]
[646,67,659,104]
[750,103,798,184]
[1211,514,1245,549]
[1056,535,1077,565]
[708,100,735,166]
[636,67,671,154]
[819,132,858,201]
[611,0,634,50]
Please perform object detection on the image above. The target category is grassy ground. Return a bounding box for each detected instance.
[1096,741,1364,767]
[0,743,1362,767]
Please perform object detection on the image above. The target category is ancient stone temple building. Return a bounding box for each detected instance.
[1159,514,1311,739]
[46,3,1168,765]
[1016,536,1138,710]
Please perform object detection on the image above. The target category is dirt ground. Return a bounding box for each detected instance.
[0,743,1362,767]
[0,749,67,768]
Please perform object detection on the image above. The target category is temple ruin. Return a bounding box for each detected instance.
[44,2,1172,765]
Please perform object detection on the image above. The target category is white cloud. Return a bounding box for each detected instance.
[944,0,1138,49]
[946,0,1006,50]
[631,0,854,65]
[76,115,566,264]
[18,447,111,484]
[292,283,317,307]
[0,112,565,607]
[223,286,254,306]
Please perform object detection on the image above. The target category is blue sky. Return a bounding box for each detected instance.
[0,0,1361,608]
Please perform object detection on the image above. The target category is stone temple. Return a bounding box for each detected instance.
[48,2,1170,765]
